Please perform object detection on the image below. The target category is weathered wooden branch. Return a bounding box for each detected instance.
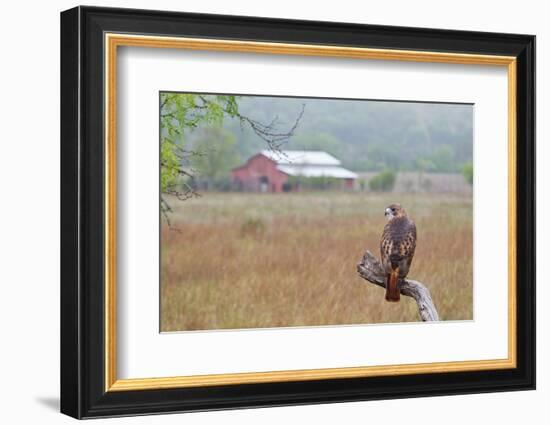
[356,250,439,322]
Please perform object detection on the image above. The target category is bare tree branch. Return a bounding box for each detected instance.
[160,196,177,232]
[356,250,440,322]
[195,95,305,152]
[236,104,305,151]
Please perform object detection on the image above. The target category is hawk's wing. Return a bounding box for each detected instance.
[402,220,416,269]
[380,218,416,273]
[380,216,417,302]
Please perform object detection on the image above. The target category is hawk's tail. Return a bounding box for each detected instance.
[385,268,400,302]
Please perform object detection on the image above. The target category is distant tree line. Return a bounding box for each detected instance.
[222,97,473,175]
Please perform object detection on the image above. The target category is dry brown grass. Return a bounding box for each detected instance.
[160,191,472,331]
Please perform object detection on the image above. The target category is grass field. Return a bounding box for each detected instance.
[160,191,473,332]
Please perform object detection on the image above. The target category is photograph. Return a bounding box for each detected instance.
[159,92,474,331]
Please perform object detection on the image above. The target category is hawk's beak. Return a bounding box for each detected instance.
[384,208,392,217]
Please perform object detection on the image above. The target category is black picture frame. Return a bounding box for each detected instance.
[60,5,535,419]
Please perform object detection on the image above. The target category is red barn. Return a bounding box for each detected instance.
[231,150,357,192]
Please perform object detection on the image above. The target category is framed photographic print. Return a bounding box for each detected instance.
[60,5,535,419]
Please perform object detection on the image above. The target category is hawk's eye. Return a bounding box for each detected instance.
[391,208,396,212]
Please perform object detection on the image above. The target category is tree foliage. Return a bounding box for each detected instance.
[290,132,343,157]
[189,128,242,193]
[429,144,456,172]
[287,175,343,191]
[160,93,239,195]
[369,169,397,192]
[462,162,474,186]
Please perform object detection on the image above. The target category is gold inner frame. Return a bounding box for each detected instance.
[104,33,517,392]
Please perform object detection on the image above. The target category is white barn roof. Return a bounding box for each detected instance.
[260,150,357,179]
[260,150,341,166]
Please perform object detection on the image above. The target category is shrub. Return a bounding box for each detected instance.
[240,217,266,238]
[369,169,396,192]
[287,175,341,190]
[462,162,473,186]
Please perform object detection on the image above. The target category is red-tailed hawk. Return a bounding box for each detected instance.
[380,204,417,302]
